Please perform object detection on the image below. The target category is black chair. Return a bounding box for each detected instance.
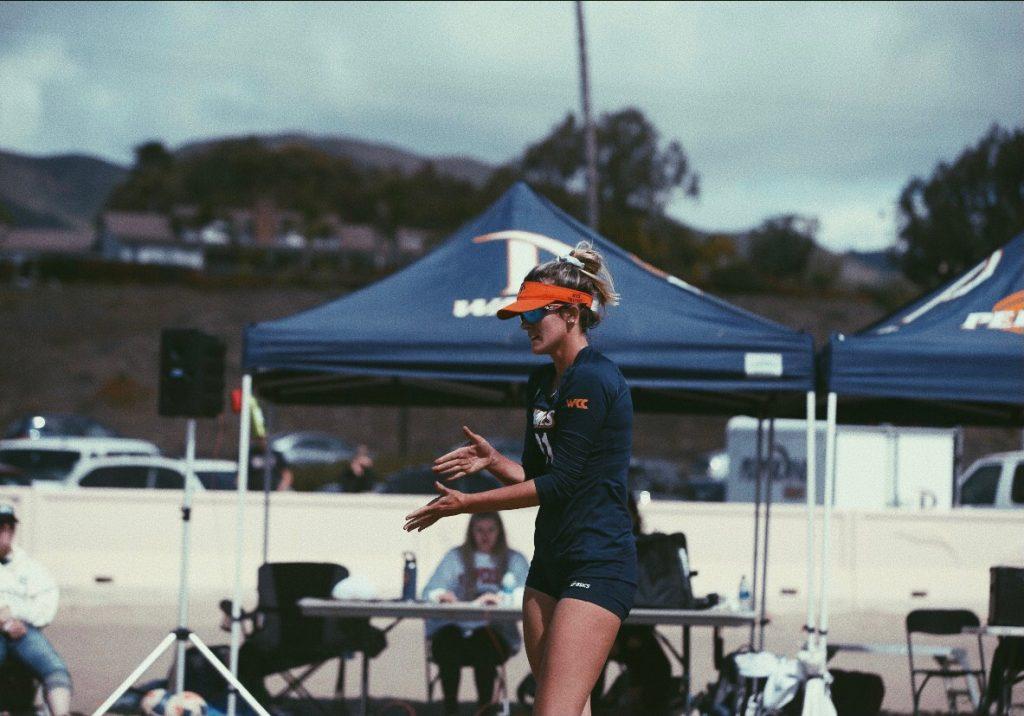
[906,609,986,715]
[224,562,387,712]
[0,656,43,715]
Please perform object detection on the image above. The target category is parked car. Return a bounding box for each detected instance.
[270,431,354,466]
[4,413,119,440]
[60,456,216,491]
[956,451,1024,509]
[628,457,688,499]
[189,459,240,491]
[683,449,729,502]
[374,463,503,495]
[0,437,161,485]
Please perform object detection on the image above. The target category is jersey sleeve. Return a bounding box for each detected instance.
[532,365,616,506]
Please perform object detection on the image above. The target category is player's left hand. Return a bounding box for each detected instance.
[403,482,469,532]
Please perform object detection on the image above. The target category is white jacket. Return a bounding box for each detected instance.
[0,547,59,627]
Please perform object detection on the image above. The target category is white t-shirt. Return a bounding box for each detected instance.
[0,546,59,627]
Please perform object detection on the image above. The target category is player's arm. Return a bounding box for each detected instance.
[404,479,540,532]
[432,426,525,486]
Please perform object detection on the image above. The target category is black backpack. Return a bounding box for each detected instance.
[634,532,696,609]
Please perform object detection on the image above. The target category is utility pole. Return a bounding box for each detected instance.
[575,0,599,230]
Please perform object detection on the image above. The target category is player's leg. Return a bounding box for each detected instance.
[533,597,621,716]
[522,586,557,686]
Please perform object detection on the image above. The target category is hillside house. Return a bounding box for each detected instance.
[98,211,203,269]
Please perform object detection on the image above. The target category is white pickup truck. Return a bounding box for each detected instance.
[956,451,1024,509]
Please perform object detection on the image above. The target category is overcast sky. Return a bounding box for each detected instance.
[1,1,1021,251]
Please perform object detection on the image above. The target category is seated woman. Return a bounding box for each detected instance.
[422,512,529,716]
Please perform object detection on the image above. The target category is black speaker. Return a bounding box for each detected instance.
[159,329,226,418]
[989,566,1024,626]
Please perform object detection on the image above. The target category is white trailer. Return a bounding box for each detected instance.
[725,416,959,509]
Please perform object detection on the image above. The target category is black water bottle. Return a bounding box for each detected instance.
[402,551,417,601]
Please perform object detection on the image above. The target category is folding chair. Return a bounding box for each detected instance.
[906,609,986,715]
[424,630,511,715]
[0,657,48,715]
[225,562,386,712]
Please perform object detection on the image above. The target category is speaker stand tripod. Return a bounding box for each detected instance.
[92,420,270,716]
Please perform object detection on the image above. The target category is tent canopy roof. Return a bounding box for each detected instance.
[823,234,1024,426]
[245,183,814,414]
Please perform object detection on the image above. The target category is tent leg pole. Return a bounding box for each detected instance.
[819,392,838,655]
[228,374,253,716]
[804,391,818,652]
[758,417,776,651]
[263,402,273,564]
[749,416,764,649]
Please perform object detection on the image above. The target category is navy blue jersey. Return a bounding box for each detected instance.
[522,346,635,562]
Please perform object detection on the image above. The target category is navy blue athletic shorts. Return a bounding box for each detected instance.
[525,553,637,621]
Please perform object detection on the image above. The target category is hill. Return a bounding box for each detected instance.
[175,131,495,187]
[0,132,496,237]
[0,150,127,229]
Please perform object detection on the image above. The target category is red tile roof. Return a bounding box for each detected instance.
[0,228,95,253]
[103,212,176,244]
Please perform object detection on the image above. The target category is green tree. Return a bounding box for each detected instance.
[748,215,818,280]
[106,140,179,212]
[896,124,1024,287]
[520,107,699,217]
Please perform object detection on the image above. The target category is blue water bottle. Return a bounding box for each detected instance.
[402,551,418,601]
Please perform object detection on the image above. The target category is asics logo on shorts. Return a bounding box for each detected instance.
[569,581,590,589]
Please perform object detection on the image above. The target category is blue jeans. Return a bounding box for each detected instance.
[0,625,72,691]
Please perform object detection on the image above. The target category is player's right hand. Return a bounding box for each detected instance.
[432,426,496,482]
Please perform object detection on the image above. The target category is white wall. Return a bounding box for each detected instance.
[2,487,1021,616]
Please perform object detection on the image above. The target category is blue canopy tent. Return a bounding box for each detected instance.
[804,235,1024,704]
[244,182,814,414]
[821,233,1024,427]
[225,183,820,700]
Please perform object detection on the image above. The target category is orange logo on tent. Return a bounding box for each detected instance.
[960,290,1024,334]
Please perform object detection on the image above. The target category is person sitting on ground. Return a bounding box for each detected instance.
[423,512,529,716]
[0,502,73,716]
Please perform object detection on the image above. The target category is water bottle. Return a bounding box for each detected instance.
[738,575,752,612]
[401,552,417,601]
[501,571,516,606]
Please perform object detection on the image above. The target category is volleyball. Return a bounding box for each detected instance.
[165,691,209,716]
[140,689,208,716]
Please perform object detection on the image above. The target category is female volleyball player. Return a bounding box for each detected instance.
[404,242,636,716]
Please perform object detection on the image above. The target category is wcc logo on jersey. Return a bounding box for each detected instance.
[452,231,575,318]
[565,398,589,409]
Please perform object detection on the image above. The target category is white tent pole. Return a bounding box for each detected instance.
[749,416,764,648]
[228,374,253,716]
[804,391,818,651]
[819,392,838,648]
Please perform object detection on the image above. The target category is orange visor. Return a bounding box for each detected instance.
[496,281,594,320]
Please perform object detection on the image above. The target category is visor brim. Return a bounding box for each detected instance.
[496,298,554,320]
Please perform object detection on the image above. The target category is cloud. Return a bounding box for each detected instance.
[0,34,79,150]
[0,0,1020,251]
